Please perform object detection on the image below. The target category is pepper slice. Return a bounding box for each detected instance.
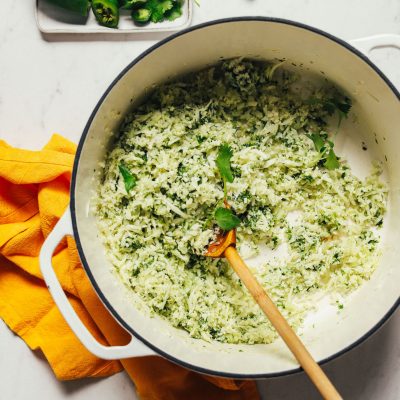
[131,8,151,23]
[92,0,120,28]
[45,0,90,16]
[164,1,183,21]
[119,0,147,10]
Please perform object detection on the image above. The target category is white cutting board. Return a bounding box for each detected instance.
[36,0,193,33]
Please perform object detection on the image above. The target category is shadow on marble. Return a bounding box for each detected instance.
[37,308,398,399]
[58,374,134,396]
[258,308,399,400]
[29,347,134,396]
[57,376,105,395]
[41,31,173,43]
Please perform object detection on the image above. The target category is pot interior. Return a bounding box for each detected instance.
[72,19,400,377]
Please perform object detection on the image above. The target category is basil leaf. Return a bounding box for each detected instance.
[324,149,340,170]
[215,207,241,230]
[216,144,234,183]
[119,163,137,193]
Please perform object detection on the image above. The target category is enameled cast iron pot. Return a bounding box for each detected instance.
[40,18,400,378]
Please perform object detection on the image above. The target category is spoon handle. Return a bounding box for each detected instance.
[224,246,342,400]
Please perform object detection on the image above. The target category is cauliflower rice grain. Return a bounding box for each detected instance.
[94,59,387,344]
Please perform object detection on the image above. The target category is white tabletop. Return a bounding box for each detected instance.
[1,1,399,399]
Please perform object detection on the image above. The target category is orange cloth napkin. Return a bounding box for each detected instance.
[0,135,259,400]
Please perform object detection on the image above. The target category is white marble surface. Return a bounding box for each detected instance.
[0,0,399,399]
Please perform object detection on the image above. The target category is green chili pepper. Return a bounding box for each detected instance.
[119,0,147,10]
[92,0,120,28]
[45,0,90,16]
[131,8,152,23]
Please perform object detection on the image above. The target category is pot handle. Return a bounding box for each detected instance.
[350,34,400,55]
[39,208,156,360]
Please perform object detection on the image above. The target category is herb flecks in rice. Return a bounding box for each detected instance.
[94,59,387,344]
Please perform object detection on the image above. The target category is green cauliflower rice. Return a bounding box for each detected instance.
[94,59,387,344]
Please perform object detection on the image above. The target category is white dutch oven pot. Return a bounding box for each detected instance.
[40,18,400,378]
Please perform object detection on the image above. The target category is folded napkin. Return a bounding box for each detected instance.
[0,135,259,400]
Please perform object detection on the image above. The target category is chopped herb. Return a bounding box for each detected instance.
[303,175,314,183]
[324,97,352,118]
[308,95,352,131]
[209,327,220,339]
[120,197,129,207]
[237,190,252,203]
[196,135,206,143]
[215,207,241,231]
[118,163,137,193]
[177,162,187,176]
[333,252,341,264]
[131,268,140,277]
[308,96,351,117]
[141,151,148,162]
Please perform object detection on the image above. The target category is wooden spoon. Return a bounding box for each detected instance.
[206,229,342,400]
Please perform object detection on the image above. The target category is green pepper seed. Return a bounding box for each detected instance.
[92,0,120,28]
